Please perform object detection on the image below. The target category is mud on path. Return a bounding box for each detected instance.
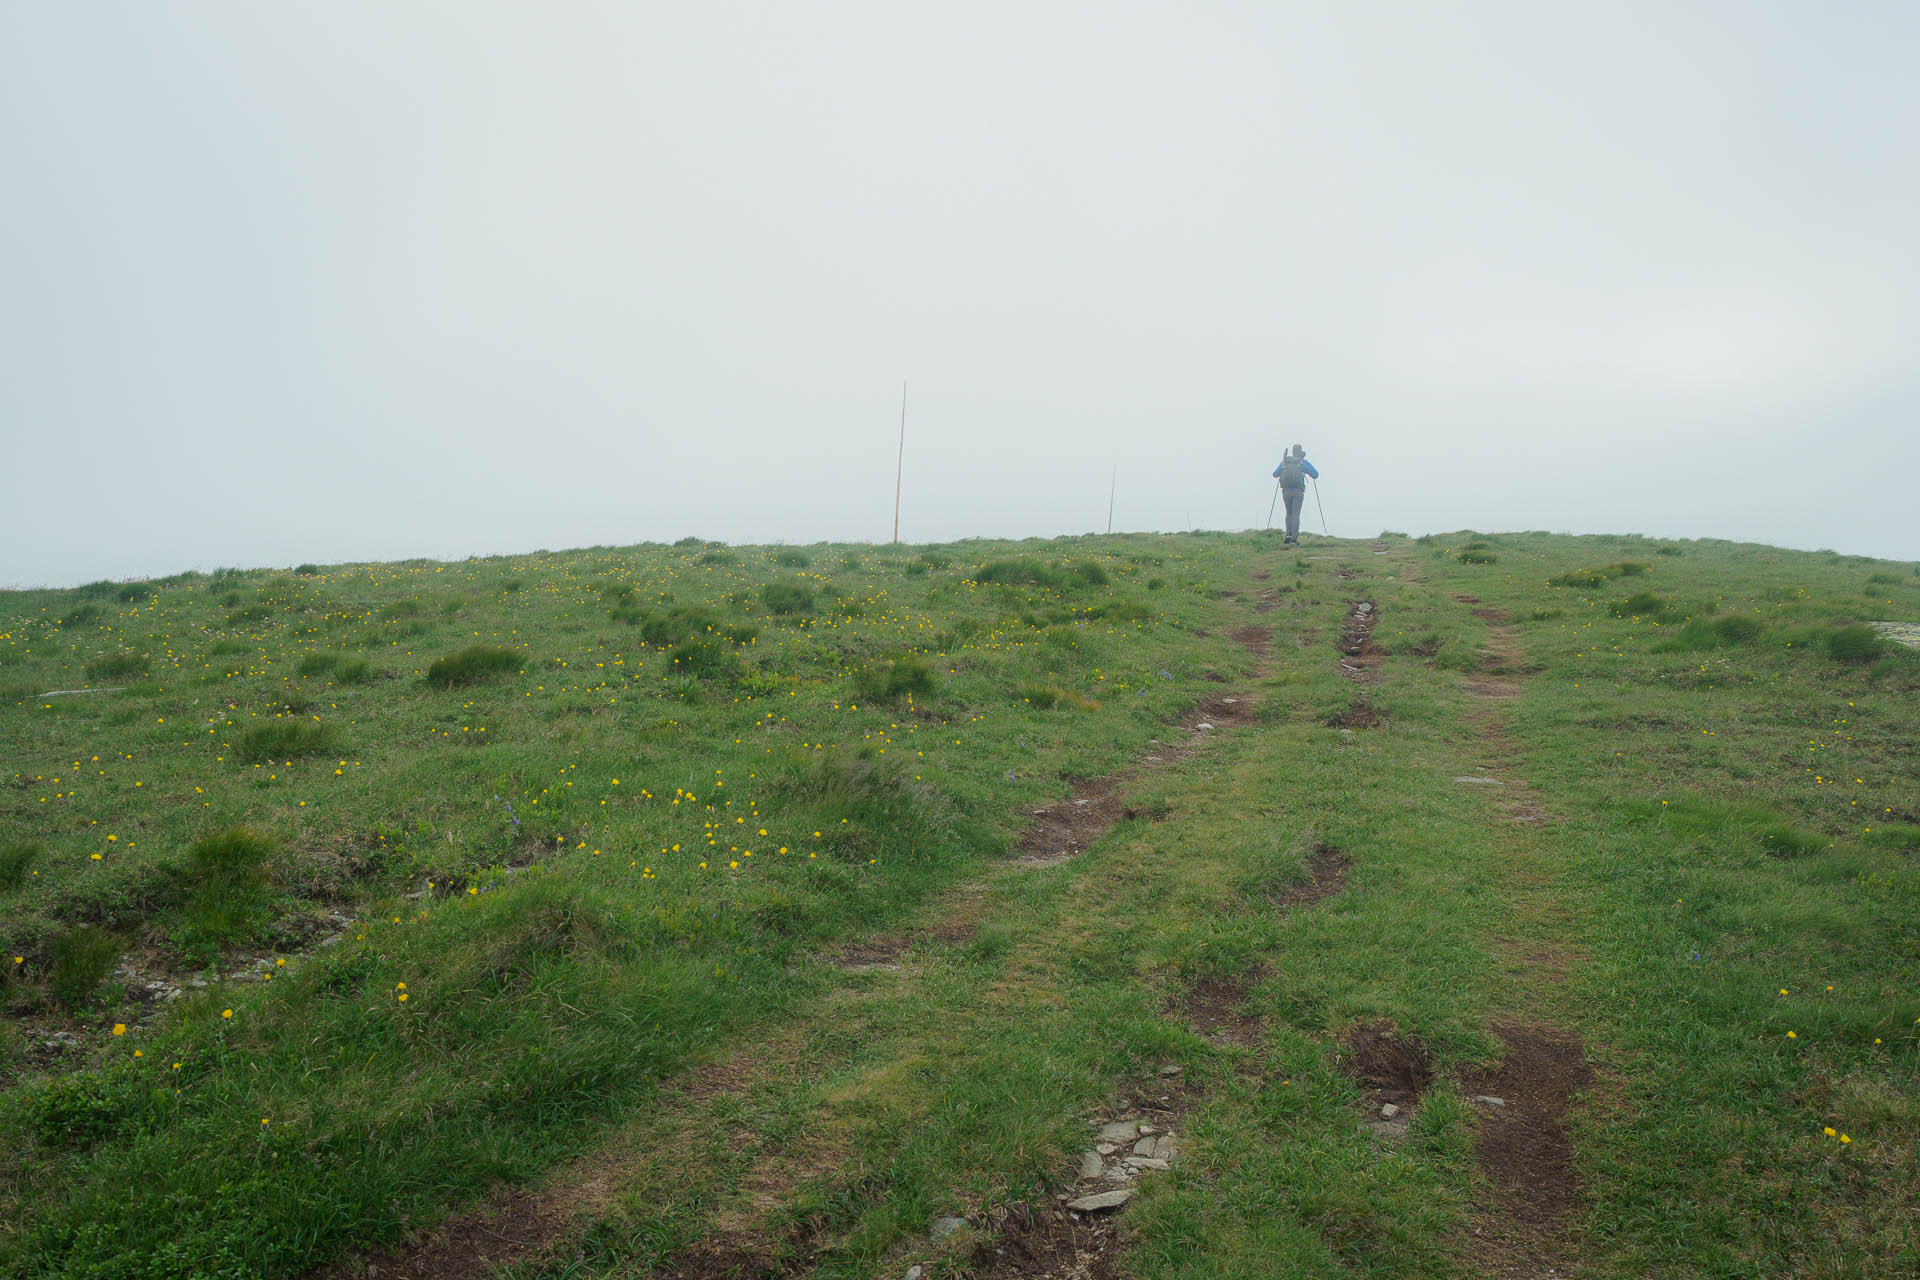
[1460,1024,1594,1277]
[1014,691,1254,869]
[1447,600,1594,1274]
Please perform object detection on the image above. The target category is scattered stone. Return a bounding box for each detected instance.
[1355,602,1373,614]
[1380,1103,1401,1119]
[1132,1136,1157,1156]
[1066,1189,1133,1213]
[930,1216,967,1241]
[1127,1157,1170,1171]
[1454,776,1505,786]
[1472,1094,1508,1108]
[1151,1136,1177,1159]
[1079,1151,1104,1178]
[1157,1064,1181,1076]
[1095,1142,1119,1156]
[1138,1123,1157,1135]
[905,1267,924,1280]
[1097,1120,1139,1143]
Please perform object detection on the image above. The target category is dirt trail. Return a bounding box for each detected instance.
[1445,584,1593,1276]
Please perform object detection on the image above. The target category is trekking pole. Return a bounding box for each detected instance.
[1265,478,1281,529]
[1311,476,1328,534]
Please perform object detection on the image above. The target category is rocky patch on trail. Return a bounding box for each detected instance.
[1337,601,1382,680]
[954,1098,1185,1280]
[1870,621,1920,650]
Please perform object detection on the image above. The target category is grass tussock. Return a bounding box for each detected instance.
[0,840,41,892]
[49,925,121,1011]
[85,651,149,681]
[761,582,814,615]
[177,827,274,956]
[850,657,936,704]
[973,558,1111,588]
[424,645,521,688]
[1825,624,1886,663]
[236,720,346,763]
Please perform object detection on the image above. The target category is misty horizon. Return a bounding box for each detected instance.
[6,2,1917,587]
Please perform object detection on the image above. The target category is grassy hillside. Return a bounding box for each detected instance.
[2,531,1916,1278]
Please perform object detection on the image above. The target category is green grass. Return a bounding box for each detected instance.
[1,530,1916,1278]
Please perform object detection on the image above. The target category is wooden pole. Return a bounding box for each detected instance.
[892,380,906,544]
[1107,465,1116,534]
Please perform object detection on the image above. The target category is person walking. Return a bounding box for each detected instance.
[1271,444,1319,546]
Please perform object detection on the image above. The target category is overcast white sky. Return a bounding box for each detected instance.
[4,1,1916,587]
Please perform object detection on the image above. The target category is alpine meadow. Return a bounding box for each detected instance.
[2,530,1918,1279]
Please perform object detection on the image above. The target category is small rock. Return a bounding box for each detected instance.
[1066,1189,1133,1213]
[1380,1103,1401,1119]
[1095,1142,1119,1156]
[1132,1136,1157,1156]
[1193,722,1214,732]
[1472,1095,1507,1108]
[930,1216,967,1241]
[1079,1152,1104,1178]
[1138,1123,1157,1135]
[1454,776,1505,786]
[1127,1157,1171,1171]
[1157,1064,1181,1076]
[905,1267,924,1280]
[1221,697,1238,704]
[1097,1120,1139,1143]
[1151,1136,1177,1159]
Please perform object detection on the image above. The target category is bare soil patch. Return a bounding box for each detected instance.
[1338,1020,1434,1107]
[1272,844,1351,910]
[833,934,916,973]
[1459,1023,1592,1275]
[1230,624,1271,657]
[1015,779,1133,869]
[1177,973,1266,1047]
[1326,699,1380,729]
[652,1221,821,1279]
[310,1188,581,1280]
[967,1200,1127,1280]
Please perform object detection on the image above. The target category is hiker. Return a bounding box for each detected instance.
[1271,444,1319,546]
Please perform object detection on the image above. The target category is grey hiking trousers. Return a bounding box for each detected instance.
[1282,487,1305,541]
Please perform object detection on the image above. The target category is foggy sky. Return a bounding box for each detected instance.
[4,1,1917,588]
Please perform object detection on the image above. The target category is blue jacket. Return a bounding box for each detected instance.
[1272,456,1319,486]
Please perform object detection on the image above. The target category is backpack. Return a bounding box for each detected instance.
[1279,455,1304,487]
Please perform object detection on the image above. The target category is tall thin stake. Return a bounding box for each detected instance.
[1107,465,1116,534]
[892,380,907,544]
